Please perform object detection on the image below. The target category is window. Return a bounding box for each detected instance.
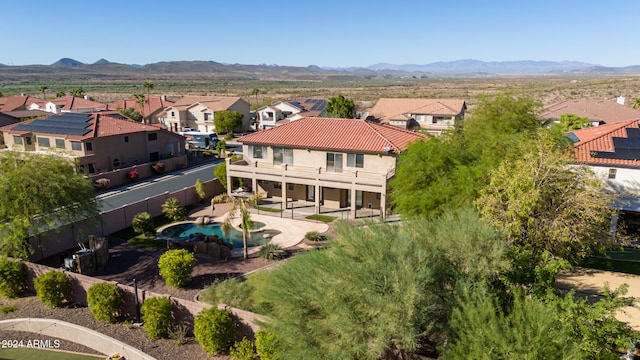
[273,147,293,165]
[12,136,22,145]
[85,142,93,151]
[37,137,50,147]
[171,111,175,117]
[274,182,282,189]
[124,136,129,143]
[87,163,96,174]
[150,152,160,162]
[347,153,364,168]
[113,158,120,168]
[71,141,82,151]
[204,112,213,121]
[55,139,65,149]
[326,153,343,172]
[608,168,617,179]
[25,136,32,145]
[148,133,158,141]
[250,145,266,159]
[288,183,294,191]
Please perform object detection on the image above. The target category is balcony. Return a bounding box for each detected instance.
[227,159,391,191]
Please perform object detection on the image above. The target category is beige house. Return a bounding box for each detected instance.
[163,96,251,133]
[256,98,327,129]
[226,117,427,218]
[0,111,185,174]
[367,98,466,135]
[541,98,640,126]
[107,95,175,125]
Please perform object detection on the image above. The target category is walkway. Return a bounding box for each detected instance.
[556,268,640,330]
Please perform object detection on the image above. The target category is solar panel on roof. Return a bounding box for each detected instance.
[12,113,92,136]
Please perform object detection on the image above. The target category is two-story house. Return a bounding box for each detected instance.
[226,117,427,218]
[256,98,327,129]
[366,98,466,135]
[163,96,251,133]
[569,118,640,235]
[0,111,185,174]
[107,95,174,125]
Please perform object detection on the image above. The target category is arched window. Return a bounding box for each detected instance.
[113,158,120,168]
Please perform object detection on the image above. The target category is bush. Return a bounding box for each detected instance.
[304,231,328,242]
[158,249,196,288]
[132,212,155,238]
[33,271,70,308]
[255,330,278,360]
[200,278,254,310]
[0,258,27,298]
[258,243,286,260]
[93,178,111,190]
[151,162,165,174]
[194,307,233,355]
[162,197,187,222]
[87,283,123,323]
[230,337,255,360]
[140,297,173,340]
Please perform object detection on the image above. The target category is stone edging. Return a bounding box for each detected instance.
[0,318,156,360]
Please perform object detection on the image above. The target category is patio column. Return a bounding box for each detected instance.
[282,180,288,210]
[252,177,258,195]
[225,158,232,196]
[380,191,386,220]
[315,185,321,214]
[350,186,357,219]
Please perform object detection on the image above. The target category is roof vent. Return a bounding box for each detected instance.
[617,96,626,105]
[383,146,392,153]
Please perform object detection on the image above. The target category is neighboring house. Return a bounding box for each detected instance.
[0,95,38,112]
[256,98,327,129]
[569,119,640,234]
[107,95,174,125]
[366,98,466,135]
[0,110,49,127]
[163,96,251,133]
[28,96,106,114]
[0,111,185,174]
[226,117,427,218]
[542,98,640,126]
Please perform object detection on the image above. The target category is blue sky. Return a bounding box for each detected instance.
[3,1,640,68]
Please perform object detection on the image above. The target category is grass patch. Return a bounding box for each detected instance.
[112,206,198,249]
[305,214,337,223]
[0,347,103,360]
[579,256,640,276]
[0,305,17,313]
[255,206,284,213]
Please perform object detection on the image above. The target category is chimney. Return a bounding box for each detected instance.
[161,95,167,101]
[84,95,90,100]
[617,96,626,105]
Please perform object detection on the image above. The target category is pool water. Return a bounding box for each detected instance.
[158,222,279,249]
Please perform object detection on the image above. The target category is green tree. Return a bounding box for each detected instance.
[214,161,228,190]
[132,212,154,238]
[195,179,206,203]
[250,88,260,108]
[222,199,253,259]
[55,90,65,98]
[477,131,614,273]
[69,88,85,97]
[38,86,47,99]
[632,98,640,110]
[325,94,355,118]
[262,209,508,359]
[549,113,592,136]
[0,152,98,259]
[161,197,187,222]
[133,93,147,123]
[116,107,143,122]
[143,81,154,123]
[214,110,244,134]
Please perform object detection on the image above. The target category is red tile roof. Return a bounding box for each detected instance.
[0,112,174,141]
[542,99,640,124]
[571,119,640,167]
[107,96,174,116]
[168,96,244,111]
[28,96,106,111]
[237,117,427,153]
[0,95,35,111]
[368,98,466,123]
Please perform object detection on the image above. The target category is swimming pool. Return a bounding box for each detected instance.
[157,222,279,249]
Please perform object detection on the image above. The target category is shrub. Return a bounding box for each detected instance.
[258,243,287,260]
[162,197,187,222]
[93,178,111,190]
[304,231,328,242]
[194,307,233,355]
[158,249,196,288]
[87,283,123,323]
[211,193,232,205]
[0,258,27,298]
[169,323,189,345]
[255,330,278,360]
[140,297,173,340]
[230,337,255,360]
[33,271,70,308]
[195,178,206,202]
[201,277,254,310]
[151,162,165,174]
[132,212,155,238]
[128,169,139,180]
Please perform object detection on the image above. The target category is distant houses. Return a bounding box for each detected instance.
[163,96,251,133]
[256,98,327,129]
[366,98,466,135]
[542,98,640,126]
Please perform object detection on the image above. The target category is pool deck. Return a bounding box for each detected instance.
[189,204,328,257]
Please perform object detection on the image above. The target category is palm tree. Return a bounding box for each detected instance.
[133,93,147,122]
[143,81,154,123]
[250,88,260,106]
[38,86,48,99]
[70,88,85,98]
[632,98,640,110]
[222,193,262,259]
[162,197,187,222]
[55,90,65,98]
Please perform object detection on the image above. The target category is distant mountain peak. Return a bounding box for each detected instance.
[93,58,111,65]
[51,58,84,67]
[366,59,597,74]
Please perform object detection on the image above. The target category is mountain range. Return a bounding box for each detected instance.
[2,58,640,80]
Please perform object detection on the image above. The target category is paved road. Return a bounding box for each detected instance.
[97,159,223,212]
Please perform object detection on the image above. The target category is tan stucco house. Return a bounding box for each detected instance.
[163,96,251,133]
[226,117,427,218]
[367,98,466,135]
[0,111,185,174]
[107,95,174,125]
